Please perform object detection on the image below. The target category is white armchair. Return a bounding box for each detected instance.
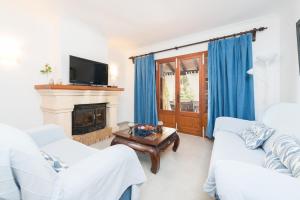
[27,124,146,200]
[1,124,146,200]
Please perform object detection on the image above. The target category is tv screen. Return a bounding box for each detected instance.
[70,56,108,86]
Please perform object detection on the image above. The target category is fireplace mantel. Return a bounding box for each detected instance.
[35,84,124,138]
[35,84,124,91]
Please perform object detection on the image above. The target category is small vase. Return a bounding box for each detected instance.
[45,74,54,85]
[49,78,54,85]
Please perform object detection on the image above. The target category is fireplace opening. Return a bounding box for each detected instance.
[72,103,107,135]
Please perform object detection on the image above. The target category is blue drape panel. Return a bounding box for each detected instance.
[119,186,131,200]
[134,54,158,125]
[206,33,255,138]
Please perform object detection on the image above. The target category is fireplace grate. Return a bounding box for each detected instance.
[72,103,107,135]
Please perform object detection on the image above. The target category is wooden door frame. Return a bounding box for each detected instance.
[176,52,203,135]
[156,51,208,136]
[200,52,208,135]
[156,57,177,127]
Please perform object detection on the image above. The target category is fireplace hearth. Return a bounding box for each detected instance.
[72,103,107,135]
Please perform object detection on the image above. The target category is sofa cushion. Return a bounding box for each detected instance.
[213,131,266,165]
[41,138,98,166]
[0,124,58,200]
[27,124,67,148]
[262,133,279,153]
[262,103,300,153]
[0,148,21,200]
[204,131,266,197]
[264,151,292,176]
[240,123,275,150]
[273,135,300,177]
[262,103,300,136]
[214,160,300,200]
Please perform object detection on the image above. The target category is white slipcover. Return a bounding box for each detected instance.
[204,103,300,200]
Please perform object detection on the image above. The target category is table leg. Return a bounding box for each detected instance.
[173,134,180,152]
[149,148,160,174]
[111,137,118,146]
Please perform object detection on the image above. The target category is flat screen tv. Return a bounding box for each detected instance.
[70,56,108,86]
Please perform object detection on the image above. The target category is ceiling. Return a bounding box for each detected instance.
[56,0,280,47]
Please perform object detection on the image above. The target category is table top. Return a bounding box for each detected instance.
[113,127,177,146]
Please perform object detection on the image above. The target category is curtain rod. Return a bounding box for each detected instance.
[129,26,267,63]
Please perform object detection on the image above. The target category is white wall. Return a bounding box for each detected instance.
[108,42,136,123]
[133,15,281,120]
[59,18,108,83]
[279,0,300,102]
[0,1,294,128]
[0,0,108,129]
[0,0,59,129]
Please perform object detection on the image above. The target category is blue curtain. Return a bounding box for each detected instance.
[134,54,158,125]
[206,33,255,138]
[119,186,131,200]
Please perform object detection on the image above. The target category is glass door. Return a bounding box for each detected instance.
[176,53,204,135]
[156,52,207,136]
[156,58,176,128]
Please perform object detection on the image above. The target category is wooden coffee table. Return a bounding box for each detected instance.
[111,127,180,174]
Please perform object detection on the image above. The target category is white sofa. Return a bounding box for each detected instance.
[204,103,300,200]
[1,124,146,200]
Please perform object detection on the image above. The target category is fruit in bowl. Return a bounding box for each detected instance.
[138,125,154,131]
[135,124,155,137]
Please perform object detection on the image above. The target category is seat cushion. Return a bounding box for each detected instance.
[41,139,98,166]
[214,160,300,200]
[212,131,266,166]
[204,131,266,197]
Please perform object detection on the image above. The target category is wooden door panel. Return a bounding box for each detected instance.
[176,52,203,136]
[156,52,207,137]
[179,116,194,127]
[178,115,201,135]
[156,58,176,129]
[158,112,176,128]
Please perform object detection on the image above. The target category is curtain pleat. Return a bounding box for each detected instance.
[206,33,255,138]
[134,54,158,125]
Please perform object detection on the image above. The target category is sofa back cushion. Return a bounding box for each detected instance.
[262,103,300,139]
[262,103,300,153]
[0,124,58,200]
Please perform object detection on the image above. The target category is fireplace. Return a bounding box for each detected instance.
[72,103,107,135]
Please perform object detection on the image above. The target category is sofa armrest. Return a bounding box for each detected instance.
[26,124,66,147]
[213,117,255,137]
[214,160,300,200]
[57,144,146,200]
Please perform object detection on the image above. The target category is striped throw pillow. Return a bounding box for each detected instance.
[272,135,300,177]
[240,122,275,149]
[41,151,68,172]
[264,151,292,176]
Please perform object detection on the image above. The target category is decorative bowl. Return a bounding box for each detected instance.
[133,124,156,137]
